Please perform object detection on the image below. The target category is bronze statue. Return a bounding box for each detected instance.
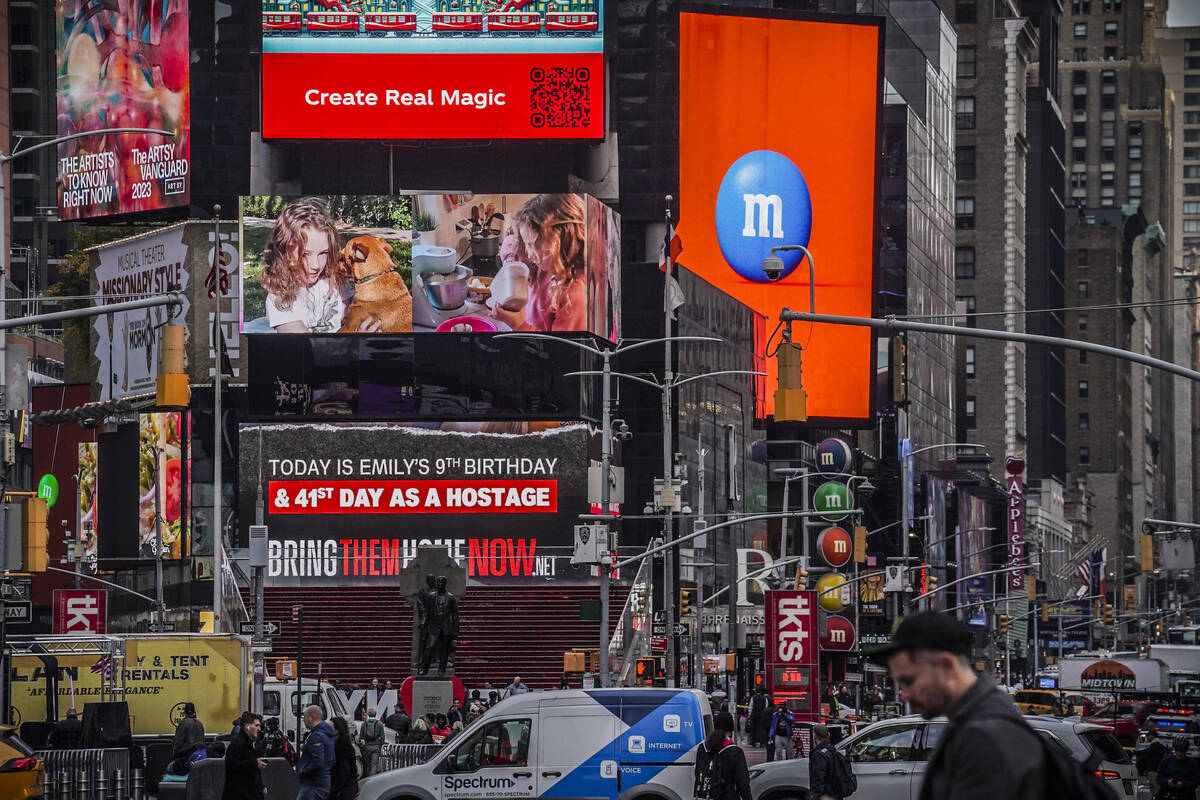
[418,575,459,676]
[412,575,437,671]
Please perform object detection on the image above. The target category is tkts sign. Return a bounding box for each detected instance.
[53,589,108,634]
[765,590,818,721]
[1006,456,1027,591]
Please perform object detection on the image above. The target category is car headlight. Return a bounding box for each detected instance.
[749,768,764,781]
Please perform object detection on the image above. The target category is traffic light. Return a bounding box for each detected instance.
[774,342,808,422]
[679,588,693,617]
[925,574,938,595]
[631,585,648,613]
[997,614,1012,636]
[1103,602,1114,625]
[853,526,868,563]
[794,564,809,590]
[636,658,654,684]
[22,496,47,572]
[891,334,908,404]
[1041,603,1049,623]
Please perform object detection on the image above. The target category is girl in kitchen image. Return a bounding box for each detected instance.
[260,199,381,333]
[489,193,588,332]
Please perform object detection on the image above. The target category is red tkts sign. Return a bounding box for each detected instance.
[53,589,108,634]
[261,53,604,140]
[765,590,819,720]
[268,480,557,514]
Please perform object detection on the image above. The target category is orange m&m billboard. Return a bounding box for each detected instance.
[678,10,883,424]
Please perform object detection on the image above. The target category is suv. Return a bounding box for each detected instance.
[749,714,1134,800]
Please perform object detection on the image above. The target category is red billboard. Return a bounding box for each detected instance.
[53,589,109,634]
[260,3,603,140]
[55,1,191,220]
[765,589,818,719]
[678,11,882,423]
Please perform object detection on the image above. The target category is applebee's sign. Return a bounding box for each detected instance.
[1006,456,1026,591]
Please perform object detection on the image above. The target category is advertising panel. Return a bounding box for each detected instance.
[678,11,881,423]
[239,194,619,340]
[55,1,190,220]
[260,1,604,140]
[765,589,818,719]
[89,221,245,401]
[9,636,245,732]
[78,413,189,569]
[52,589,109,634]
[957,489,990,626]
[1006,456,1026,591]
[239,422,596,586]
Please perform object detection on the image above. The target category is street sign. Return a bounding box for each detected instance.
[673,623,689,637]
[4,601,31,623]
[239,620,282,636]
[650,637,668,654]
[251,638,274,651]
[652,624,667,636]
[148,622,176,632]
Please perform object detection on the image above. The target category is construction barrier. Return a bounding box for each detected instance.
[35,748,142,800]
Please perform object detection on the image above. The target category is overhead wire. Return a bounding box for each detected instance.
[898,294,1200,322]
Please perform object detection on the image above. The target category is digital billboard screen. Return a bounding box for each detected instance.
[239,193,619,340]
[238,421,596,586]
[260,1,604,140]
[678,10,882,424]
[55,0,191,220]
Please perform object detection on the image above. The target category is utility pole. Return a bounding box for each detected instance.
[212,207,224,632]
[663,197,677,688]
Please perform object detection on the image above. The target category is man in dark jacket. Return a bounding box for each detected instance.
[223,711,266,800]
[1155,737,1200,800]
[1137,729,1169,794]
[385,706,411,739]
[48,708,82,750]
[173,702,206,760]
[808,724,841,800]
[870,611,1048,800]
[297,705,336,800]
[747,690,769,747]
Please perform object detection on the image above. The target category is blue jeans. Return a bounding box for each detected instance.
[297,784,330,800]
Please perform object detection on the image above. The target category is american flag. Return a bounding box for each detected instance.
[90,654,115,680]
[1077,546,1108,596]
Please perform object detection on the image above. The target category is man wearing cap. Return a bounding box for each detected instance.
[869,611,1047,800]
[1154,737,1200,800]
[172,701,205,761]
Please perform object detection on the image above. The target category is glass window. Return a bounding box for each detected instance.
[1186,57,1200,70]
[1183,220,1200,232]
[1129,146,1141,160]
[1077,280,1089,298]
[1101,69,1115,85]
[1101,94,1115,110]
[1187,130,1200,142]
[1079,313,1088,331]
[1078,380,1089,398]
[1188,76,1200,89]
[1101,120,1115,137]
[264,691,281,718]
[1189,94,1200,107]
[1100,146,1115,161]
[1073,147,1088,162]
[1074,22,1087,38]
[1074,47,1087,61]
[1101,0,1121,10]
[1073,70,1088,87]
[444,718,533,771]
[1104,46,1118,59]
[1185,148,1200,160]
[1078,250,1088,266]
[1188,39,1200,52]
[1079,413,1089,430]
[1080,350,1088,364]
[965,397,976,428]
[1101,171,1116,186]
[1186,184,1200,196]
[956,97,976,129]
[957,295,977,328]
[846,724,922,763]
[1186,166,1200,179]
[1104,21,1118,38]
[956,198,975,230]
[1072,94,1088,111]
[1073,121,1088,137]
[965,346,976,377]
[1071,0,1091,11]
[956,0,976,24]
[957,146,976,180]
[1080,446,1090,464]
[955,247,976,278]
[1129,172,1142,187]
[292,692,323,718]
[1184,202,1200,214]
[958,46,976,78]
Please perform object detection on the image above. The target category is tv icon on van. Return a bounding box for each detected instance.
[663,714,681,732]
[628,735,646,753]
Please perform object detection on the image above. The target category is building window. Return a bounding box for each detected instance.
[1071,0,1090,11]
[965,346,976,377]
[1101,0,1120,10]
[1188,75,1200,89]
[958,46,976,79]
[1104,21,1118,38]
[1071,173,1088,190]
[958,295,977,328]
[1189,94,1200,107]
[956,0,976,23]
[1073,147,1088,162]
[1080,350,1088,364]
[1101,120,1115,138]
[1129,146,1142,160]
[957,146,976,180]
[955,246,976,277]
[1073,122,1088,138]
[1101,69,1115,86]
[1078,380,1089,398]
[1073,71,1088,87]
[1104,46,1118,59]
[1074,22,1087,38]
[1101,170,1116,186]
[1187,113,1200,125]
[1077,280,1089,298]
[1188,130,1200,142]
[1079,313,1088,331]
[1100,146,1115,161]
[1080,446,1090,465]
[1184,201,1200,214]
[1072,94,1088,111]
[1074,47,1087,61]
[956,198,975,230]
[1186,166,1200,179]
[1129,171,1142,188]
[1183,220,1200,232]
[1186,148,1200,161]
[1187,184,1200,196]
[965,397,977,429]
[956,97,976,129]
[1187,39,1200,51]
[1079,413,1090,430]
[1101,94,1116,110]
[1078,250,1088,266]
[1186,57,1200,70]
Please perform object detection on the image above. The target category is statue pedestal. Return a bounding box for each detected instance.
[401,675,465,720]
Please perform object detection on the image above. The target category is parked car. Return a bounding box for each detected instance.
[1135,714,1200,757]
[0,725,43,800]
[1014,690,1061,715]
[749,714,1135,800]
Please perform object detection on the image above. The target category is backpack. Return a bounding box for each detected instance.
[694,740,734,800]
[361,718,384,746]
[824,745,858,798]
[987,716,1112,800]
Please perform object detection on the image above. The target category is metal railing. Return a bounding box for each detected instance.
[36,748,142,800]
[375,742,443,773]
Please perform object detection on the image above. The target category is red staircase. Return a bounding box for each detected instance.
[250,585,628,691]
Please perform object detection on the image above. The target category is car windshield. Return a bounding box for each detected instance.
[1,728,33,756]
[1016,692,1053,704]
[1081,730,1132,764]
[1090,702,1135,718]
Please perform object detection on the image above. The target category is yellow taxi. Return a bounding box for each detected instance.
[1014,689,1060,715]
[0,725,43,799]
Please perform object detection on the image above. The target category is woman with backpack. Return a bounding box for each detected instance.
[693,711,752,800]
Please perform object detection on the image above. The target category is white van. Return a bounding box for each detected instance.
[358,688,713,800]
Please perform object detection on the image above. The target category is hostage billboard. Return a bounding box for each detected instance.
[239,421,598,586]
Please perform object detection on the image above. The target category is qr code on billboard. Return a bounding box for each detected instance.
[530,67,591,128]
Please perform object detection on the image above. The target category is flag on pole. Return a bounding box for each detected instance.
[658,214,684,313]
[1077,547,1108,595]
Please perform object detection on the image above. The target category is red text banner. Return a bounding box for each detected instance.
[765,589,819,720]
[262,53,604,140]
[268,480,557,514]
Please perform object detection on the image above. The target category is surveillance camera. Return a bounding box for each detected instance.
[761,255,785,281]
[1142,522,1155,535]
[644,503,657,515]
[681,505,693,515]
